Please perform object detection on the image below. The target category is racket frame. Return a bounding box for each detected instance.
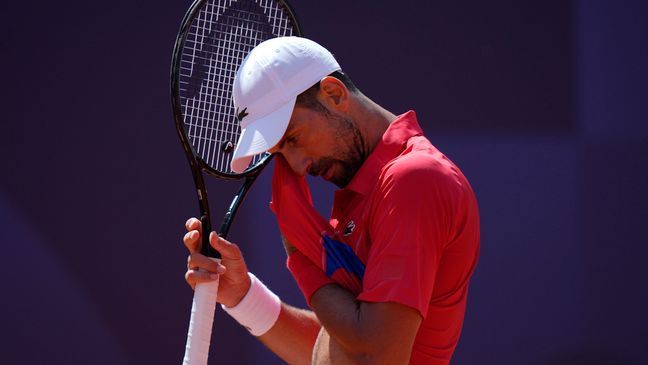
[170,0,302,258]
[171,2,301,364]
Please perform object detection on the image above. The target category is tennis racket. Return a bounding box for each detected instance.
[170,1,301,364]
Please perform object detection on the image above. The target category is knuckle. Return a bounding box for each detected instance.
[230,244,242,256]
[187,253,200,267]
[185,217,201,231]
[185,218,194,231]
[226,240,240,251]
[185,269,204,284]
[183,231,200,252]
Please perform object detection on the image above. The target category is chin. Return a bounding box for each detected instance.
[331,173,353,188]
[328,161,360,188]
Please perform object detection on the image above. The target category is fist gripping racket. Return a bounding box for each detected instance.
[170,1,301,364]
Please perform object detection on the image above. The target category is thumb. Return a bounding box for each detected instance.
[209,232,242,260]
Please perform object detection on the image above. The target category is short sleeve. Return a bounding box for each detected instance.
[357,155,464,318]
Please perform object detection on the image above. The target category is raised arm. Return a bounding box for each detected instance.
[183,218,321,364]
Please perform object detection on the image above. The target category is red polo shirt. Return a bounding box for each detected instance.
[328,111,480,364]
[273,111,480,364]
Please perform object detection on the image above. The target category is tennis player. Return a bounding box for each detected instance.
[183,37,480,364]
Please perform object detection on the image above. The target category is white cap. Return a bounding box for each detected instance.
[230,36,341,173]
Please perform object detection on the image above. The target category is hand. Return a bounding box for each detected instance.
[183,217,251,308]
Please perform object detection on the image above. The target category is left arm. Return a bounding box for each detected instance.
[310,283,422,365]
[284,238,421,365]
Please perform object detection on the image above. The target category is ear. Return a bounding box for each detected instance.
[318,76,349,112]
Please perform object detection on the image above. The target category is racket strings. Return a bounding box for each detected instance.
[178,0,296,174]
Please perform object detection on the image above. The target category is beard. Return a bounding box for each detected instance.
[308,113,367,188]
[311,157,360,188]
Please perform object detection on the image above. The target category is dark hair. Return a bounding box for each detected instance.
[295,70,357,112]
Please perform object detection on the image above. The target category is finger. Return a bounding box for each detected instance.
[185,217,201,232]
[210,232,243,260]
[187,253,226,274]
[185,269,220,289]
[183,230,201,253]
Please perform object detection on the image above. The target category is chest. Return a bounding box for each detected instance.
[329,189,375,265]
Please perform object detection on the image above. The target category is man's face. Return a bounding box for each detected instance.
[269,104,365,188]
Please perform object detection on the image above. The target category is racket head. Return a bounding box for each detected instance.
[171,0,302,179]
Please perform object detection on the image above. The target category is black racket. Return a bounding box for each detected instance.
[170,0,301,364]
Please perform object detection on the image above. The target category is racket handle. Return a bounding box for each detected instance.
[182,266,220,365]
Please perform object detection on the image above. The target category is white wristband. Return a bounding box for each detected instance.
[221,272,281,336]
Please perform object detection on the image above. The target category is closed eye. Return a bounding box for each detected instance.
[286,135,298,146]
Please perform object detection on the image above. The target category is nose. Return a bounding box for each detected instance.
[281,148,311,176]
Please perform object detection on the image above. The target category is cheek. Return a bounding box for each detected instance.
[313,142,340,161]
[300,134,332,157]
[295,116,348,159]
[323,136,350,159]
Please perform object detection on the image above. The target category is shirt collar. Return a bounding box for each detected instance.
[342,110,423,195]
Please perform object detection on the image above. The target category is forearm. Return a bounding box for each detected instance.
[287,250,419,364]
[258,303,321,365]
[280,240,369,361]
[312,326,357,365]
[310,284,420,364]
[310,285,375,361]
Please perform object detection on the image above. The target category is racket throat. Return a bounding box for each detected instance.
[218,178,254,239]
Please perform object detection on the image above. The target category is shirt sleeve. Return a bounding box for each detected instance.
[357,155,464,318]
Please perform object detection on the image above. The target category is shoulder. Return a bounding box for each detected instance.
[366,140,470,247]
[378,140,464,200]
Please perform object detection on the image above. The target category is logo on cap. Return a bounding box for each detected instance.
[236,107,249,122]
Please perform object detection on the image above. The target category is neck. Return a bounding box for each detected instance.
[350,93,397,157]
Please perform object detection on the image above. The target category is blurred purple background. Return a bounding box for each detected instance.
[1,0,647,364]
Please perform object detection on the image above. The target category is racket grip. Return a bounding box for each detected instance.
[182,265,220,365]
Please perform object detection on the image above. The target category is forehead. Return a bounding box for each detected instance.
[268,113,297,153]
[283,105,311,135]
[269,106,319,152]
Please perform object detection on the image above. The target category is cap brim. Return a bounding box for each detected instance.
[230,98,296,173]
